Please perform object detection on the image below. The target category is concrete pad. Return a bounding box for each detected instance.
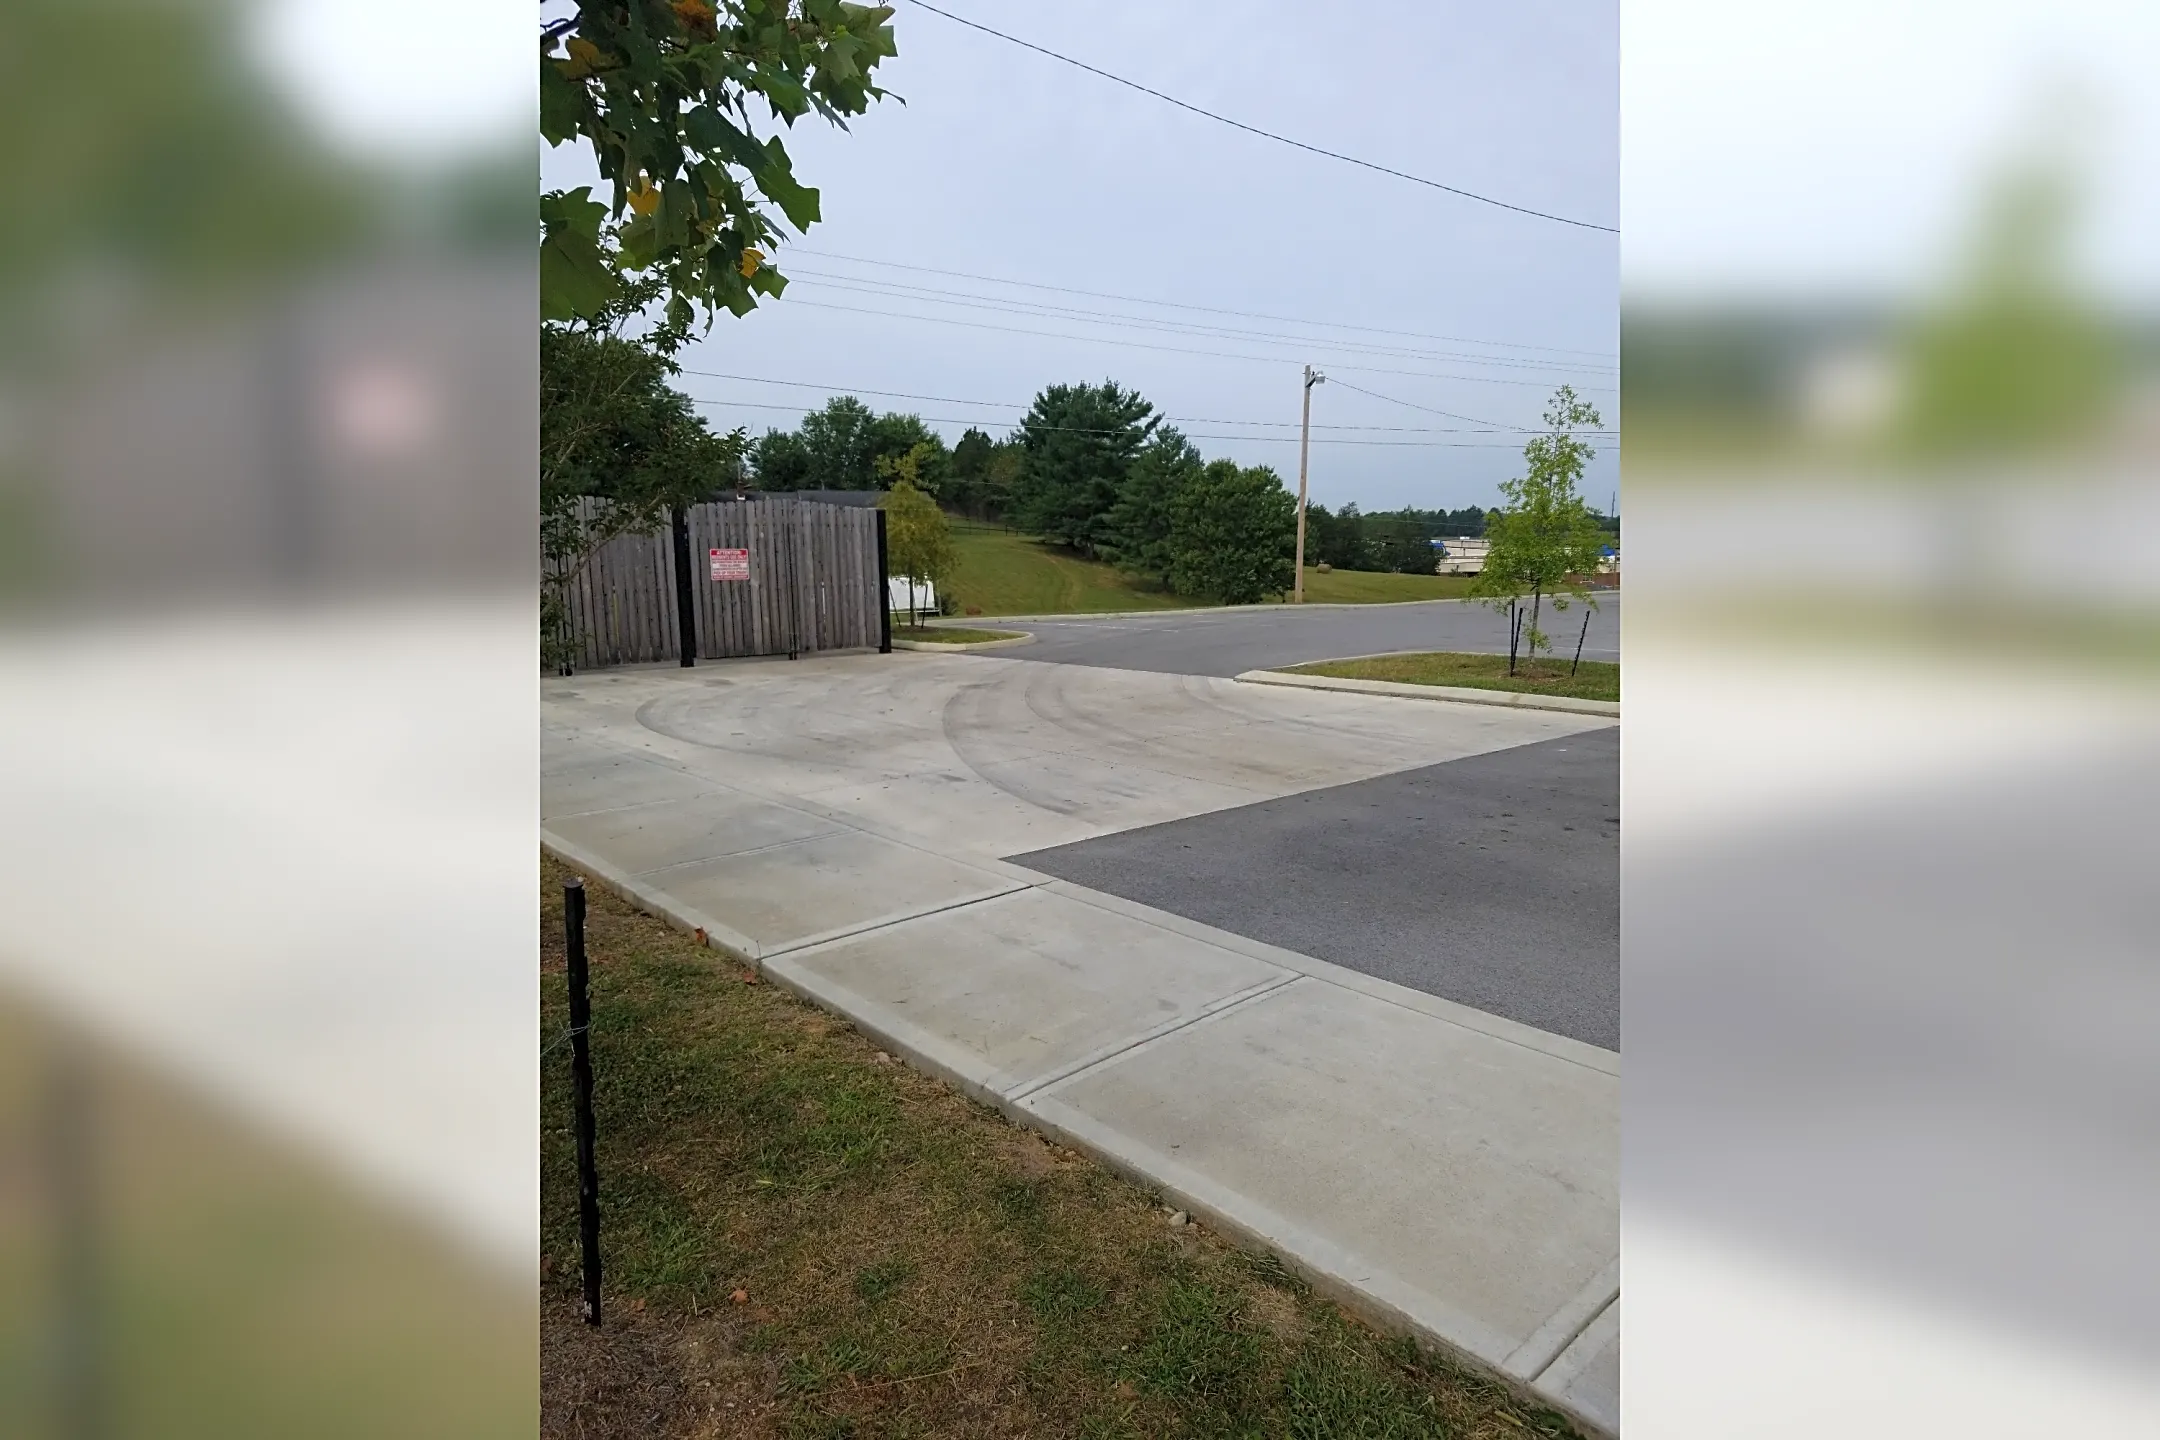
[541,754,722,818]
[650,829,1024,957]
[1534,1296,1618,1435]
[543,791,843,876]
[549,654,1610,860]
[768,886,1293,1098]
[1022,977,1619,1373]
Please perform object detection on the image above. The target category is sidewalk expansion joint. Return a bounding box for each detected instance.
[1006,974,1308,1103]
[753,881,1037,962]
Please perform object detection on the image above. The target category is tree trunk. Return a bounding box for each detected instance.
[1508,600,1520,676]
[1529,585,1544,669]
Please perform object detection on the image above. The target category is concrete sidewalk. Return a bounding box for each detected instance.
[543,658,1618,1434]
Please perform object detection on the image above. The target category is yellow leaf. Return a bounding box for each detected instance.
[627,179,660,216]
[561,37,603,78]
[739,247,764,278]
[672,0,717,32]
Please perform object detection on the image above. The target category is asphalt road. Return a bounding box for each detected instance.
[1012,727,1620,1049]
[992,595,1621,677]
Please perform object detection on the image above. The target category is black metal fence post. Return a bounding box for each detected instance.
[875,507,892,654]
[563,878,602,1325]
[671,505,698,667]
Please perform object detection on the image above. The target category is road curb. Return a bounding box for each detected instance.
[1236,668,1621,718]
[961,597,1480,623]
[890,630,1036,652]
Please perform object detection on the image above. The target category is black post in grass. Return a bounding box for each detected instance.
[1572,605,1593,677]
[563,878,603,1325]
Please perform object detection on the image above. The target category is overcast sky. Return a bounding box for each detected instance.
[536,0,1618,514]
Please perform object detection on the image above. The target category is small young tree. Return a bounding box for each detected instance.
[1168,460,1297,605]
[877,465,953,627]
[1472,386,1609,672]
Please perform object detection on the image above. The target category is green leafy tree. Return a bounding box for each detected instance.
[947,427,994,517]
[878,474,953,625]
[1013,381,1158,554]
[867,413,950,494]
[980,441,1025,523]
[541,1,900,325]
[749,427,813,490]
[1368,515,1437,574]
[793,395,880,489]
[1168,460,1298,605]
[1314,502,1373,570]
[749,399,947,491]
[1102,427,1203,588]
[1443,505,1489,538]
[541,289,745,668]
[1473,386,1609,672]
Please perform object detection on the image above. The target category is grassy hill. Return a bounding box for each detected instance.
[944,521,1475,617]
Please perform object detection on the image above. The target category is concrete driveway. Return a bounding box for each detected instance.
[542,652,1620,1433]
[985,594,1621,677]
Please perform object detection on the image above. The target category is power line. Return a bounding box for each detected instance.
[674,367,1615,435]
[783,271,1613,375]
[686,395,1577,448]
[767,296,1619,391]
[782,248,1617,362]
[1324,379,1515,428]
[900,0,1618,234]
[1329,377,1609,440]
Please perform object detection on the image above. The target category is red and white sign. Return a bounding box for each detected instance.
[708,547,750,582]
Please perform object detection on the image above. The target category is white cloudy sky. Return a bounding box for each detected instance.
[529,0,1622,514]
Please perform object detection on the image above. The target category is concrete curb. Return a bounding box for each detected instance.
[962,596,1478,623]
[889,630,1035,652]
[1237,668,1621,718]
[538,821,1617,1439]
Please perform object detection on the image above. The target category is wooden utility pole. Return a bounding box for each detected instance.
[1294,365,1324,602]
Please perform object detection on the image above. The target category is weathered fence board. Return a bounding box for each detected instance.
[556,497,883,670]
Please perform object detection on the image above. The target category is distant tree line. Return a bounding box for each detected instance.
[745,381,1617,606]
[748,381,1298,604]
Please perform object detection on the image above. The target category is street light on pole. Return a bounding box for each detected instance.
[1294,364,1324,603]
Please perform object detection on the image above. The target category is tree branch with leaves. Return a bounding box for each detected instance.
[540,0,899,327]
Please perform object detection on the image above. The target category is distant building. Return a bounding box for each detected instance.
[1431,537,1489,575]
[1428,536,1618,579]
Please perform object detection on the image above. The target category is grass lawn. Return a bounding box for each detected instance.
[947,523,1188,617]
[947,522,1475,616]
[891,624,1025,645]
[1287,651,1621,703]
[1297,567,1475,603]
[541,856,1584,1440]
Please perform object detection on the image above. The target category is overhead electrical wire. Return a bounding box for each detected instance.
[781,270,1613,375]
[901,0,1619,234]
[781,247,1617,361]
[674,368,1615,436]
[769,296,1619,391]
[685,395,1572,449]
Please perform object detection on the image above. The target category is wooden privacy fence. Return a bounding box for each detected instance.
[556,497,886,671]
